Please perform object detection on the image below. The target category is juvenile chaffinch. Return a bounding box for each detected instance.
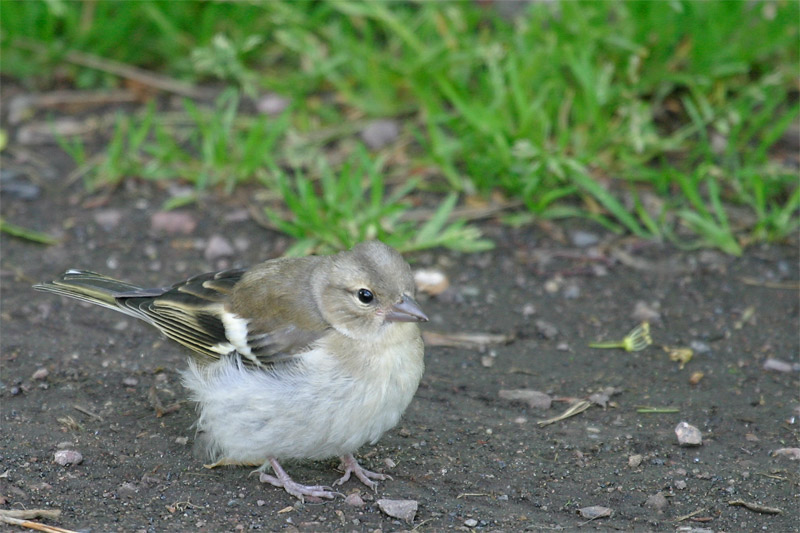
[34,240,427,501]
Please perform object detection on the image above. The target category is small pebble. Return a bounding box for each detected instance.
[151,211,197,235]
[0,169,42,200]
[414,269,450,295]
[117,482,139,500]
[543,278,560,294]
[763,358,795,373]
[578,505,612,519]
[361,119,400,150]
[345,494,365,508]
[233,236,250,252]
[645,492,668,511]
[31,368,49,381]
[498,389,552,410]
[204,234,235,261]
[588,387,617,407]
[688,371,705,385]
[570,230,599,248]
[377,498,417,523]
[563,284,580,299]
[93,209,123,231]
[175,437,188,445]
[772,447,800,460]
[675,421,703,446]
[54,449,83,466]
[689,340,711,354]
[675,480,687,490]
[628,454,643,468]
[534,320,559,339]
[464,518,478,527]
[632,300,661,323]
[122,377,138,387]
[256,93,291,116]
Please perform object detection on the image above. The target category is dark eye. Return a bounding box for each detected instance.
[357,288,374,304]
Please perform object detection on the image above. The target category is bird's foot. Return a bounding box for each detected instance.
[258,458,339,502]
[334,453,392,491]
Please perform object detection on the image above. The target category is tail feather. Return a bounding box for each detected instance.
[34,269,241,361]
[33,270,152,316]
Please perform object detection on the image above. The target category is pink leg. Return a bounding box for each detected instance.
[334,453,392,491]
[259,458,338,502]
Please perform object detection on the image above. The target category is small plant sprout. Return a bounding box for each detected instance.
[589,322,652,352]
[666,347,694,369]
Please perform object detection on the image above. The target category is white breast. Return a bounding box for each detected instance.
[181,329,424,463]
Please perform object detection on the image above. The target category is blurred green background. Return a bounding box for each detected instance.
[2,0,798,255]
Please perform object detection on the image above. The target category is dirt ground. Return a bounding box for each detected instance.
[1,145,798,532]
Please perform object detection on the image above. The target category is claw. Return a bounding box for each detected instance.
[258,458,340,502]
[334,453,392,491]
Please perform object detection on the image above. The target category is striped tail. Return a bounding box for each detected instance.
[33,270,150,314]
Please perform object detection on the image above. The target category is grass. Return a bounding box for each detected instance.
[2,1,798,255]
[264,147,493,255]
[55,89,289,193]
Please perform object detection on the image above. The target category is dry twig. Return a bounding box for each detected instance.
[73,404,103,422]
[13,37,206,99]
[422,331,514,349]
[537,400,592,427]
[728,500,783,515]
[0,509,78,533]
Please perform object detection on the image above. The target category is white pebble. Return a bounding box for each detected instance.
[414,269,450,295]
[763,358,795,373]
[675,421,703,446]
[54,449,83,466]
[345,493,365,507]
[204,234,235,261]
[377,498,417,523]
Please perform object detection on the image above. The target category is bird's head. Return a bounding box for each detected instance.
[313,241,428,341]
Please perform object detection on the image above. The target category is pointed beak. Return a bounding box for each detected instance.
[385,294,429,323]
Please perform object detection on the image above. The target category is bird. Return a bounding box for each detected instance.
[34,240,428,501]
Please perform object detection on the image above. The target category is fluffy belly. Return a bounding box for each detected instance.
[181,348,420,463]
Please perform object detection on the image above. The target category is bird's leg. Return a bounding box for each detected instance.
[334,453,392,491]
[258,458,338,502]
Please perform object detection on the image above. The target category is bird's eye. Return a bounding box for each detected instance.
[357,288,374,304]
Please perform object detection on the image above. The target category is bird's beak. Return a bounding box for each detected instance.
[385,294,429,323]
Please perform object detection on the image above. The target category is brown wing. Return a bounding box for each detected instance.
[114,269,245,362]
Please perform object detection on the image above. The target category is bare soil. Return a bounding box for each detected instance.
[1,147,798,532]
